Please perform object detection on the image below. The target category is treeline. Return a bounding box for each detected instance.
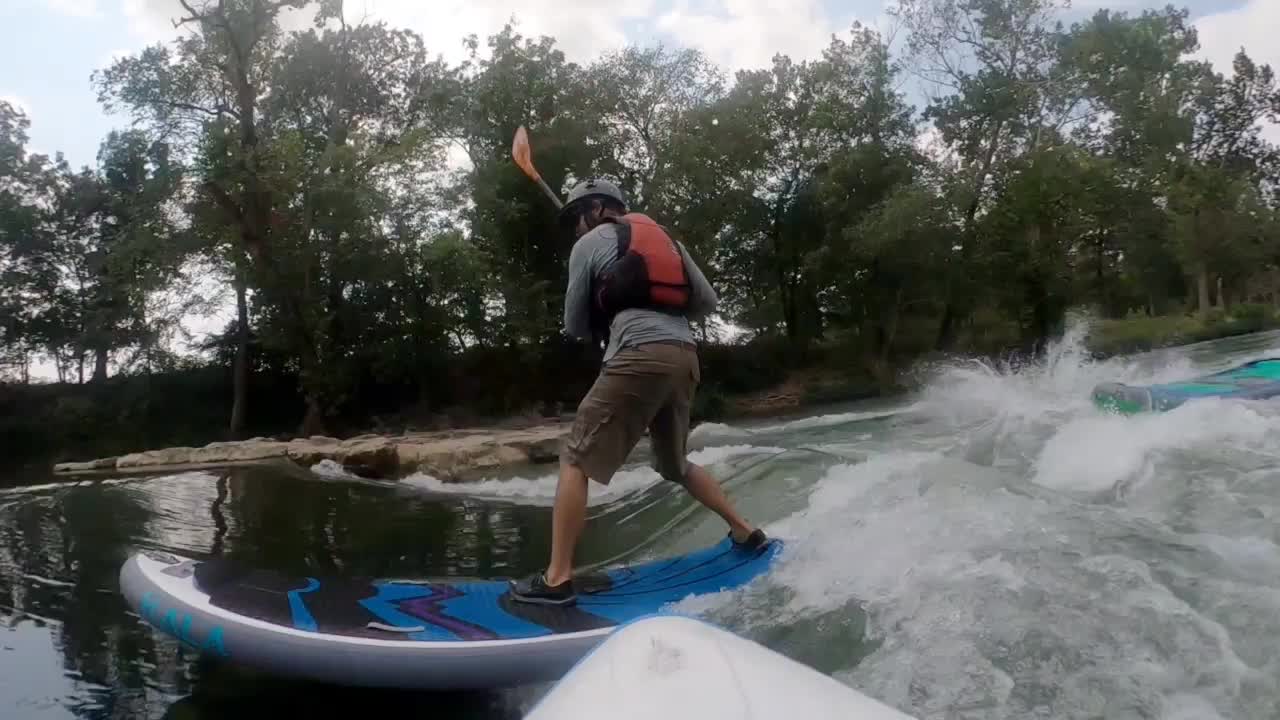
[3,0,1280,458]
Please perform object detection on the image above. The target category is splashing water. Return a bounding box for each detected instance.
[343,321,1280,719]
[678,323,1280,719]
[912,318,1193,426]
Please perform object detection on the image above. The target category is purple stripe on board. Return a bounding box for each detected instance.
[396,585,499,641]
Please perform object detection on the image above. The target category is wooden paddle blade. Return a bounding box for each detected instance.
[512,125,540,181]
[512,125,565,209]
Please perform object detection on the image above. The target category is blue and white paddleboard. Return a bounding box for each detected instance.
[119,536,782,689]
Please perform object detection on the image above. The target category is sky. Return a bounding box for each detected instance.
[1,0,1276,170]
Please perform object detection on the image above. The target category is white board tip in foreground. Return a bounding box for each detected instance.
[525,615,916,720]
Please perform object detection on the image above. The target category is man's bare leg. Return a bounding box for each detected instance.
[681,462,756,542]
[542,461,754,586]
[544,462,589,586]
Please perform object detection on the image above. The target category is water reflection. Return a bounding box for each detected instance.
[2,477,178,719]
[0,464,604,719]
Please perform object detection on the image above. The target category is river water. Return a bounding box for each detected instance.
[4,325,1280,719]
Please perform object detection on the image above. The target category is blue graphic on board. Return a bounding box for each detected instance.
[165,536,783,644]
[139,591,230,656]
[351,537,782,641]
[287,578,320,632]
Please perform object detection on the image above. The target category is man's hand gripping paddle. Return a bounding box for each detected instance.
[512,126,564,211]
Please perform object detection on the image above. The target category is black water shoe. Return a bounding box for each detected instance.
[730,528,769,552]
[508,573,577,606]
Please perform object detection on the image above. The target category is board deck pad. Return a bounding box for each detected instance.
[1093,358,1280,414]
[190,536,781,642]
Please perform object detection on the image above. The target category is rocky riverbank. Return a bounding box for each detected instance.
[52,424,569,481]
[45,368,887,482]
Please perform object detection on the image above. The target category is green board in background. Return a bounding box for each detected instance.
[1093,358,1280,415]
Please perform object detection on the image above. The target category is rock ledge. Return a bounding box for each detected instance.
[53,425,570,481]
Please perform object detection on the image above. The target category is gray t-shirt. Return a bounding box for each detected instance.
[564,220,718,362]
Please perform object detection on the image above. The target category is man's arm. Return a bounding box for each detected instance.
[679,242,718,322]
[563,239,594,341]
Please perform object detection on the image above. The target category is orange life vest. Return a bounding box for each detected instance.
[594,213,691,322]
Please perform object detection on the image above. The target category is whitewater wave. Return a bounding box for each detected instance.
[895,316,1280,480]
[716,451,1273,718]
[1033,397,1280,494]
[675,317,1280,719]
[310,459,358,480]
[688,422,752,442]
[391,444,786,507]
[911,319,1197,426]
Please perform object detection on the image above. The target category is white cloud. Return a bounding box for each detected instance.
[1194,0,1280,144]
[343,0,654,64]
[1,94,33,118]
[121,0,185,44]
[914,122,956,164]
[1194,0,1280,76]
[108,0,861,74]
[121,0,317,45]
[1069,0,1153,7]
[44,0,102,18]
[117,0,656,63]
[445,141,473,172]
[656,0,841,71]
[115,0,272,46]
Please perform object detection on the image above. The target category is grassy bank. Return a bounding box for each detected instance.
[1084,304,1280,357]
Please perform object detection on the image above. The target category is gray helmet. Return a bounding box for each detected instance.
[561,178,627,217]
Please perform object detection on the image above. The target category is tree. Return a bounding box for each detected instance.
[96,0,307,428]
[0,101,54,382]
[96,0,462,433]
[583,44,726,213]
[456,25,603,351]
[1064,8,1280,316]
[712,25,918,348]
[891,0,1086,348]
[846,179,958,379]
[1174,52,1280,314]
[86,131,186,379]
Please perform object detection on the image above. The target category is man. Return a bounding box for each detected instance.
[509,178,767,606]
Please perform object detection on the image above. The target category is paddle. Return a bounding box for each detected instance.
[512,125,565,210]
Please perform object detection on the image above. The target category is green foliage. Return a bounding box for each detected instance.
[0,366,301,470]
[1087,307,1280,357]
[1228,302,1275,328]
[1086,313,1204,356]
[5,0,1280,460]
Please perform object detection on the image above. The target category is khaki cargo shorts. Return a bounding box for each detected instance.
[562,341,700,486]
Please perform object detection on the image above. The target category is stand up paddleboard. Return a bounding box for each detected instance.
[527,615,916,720]
[119,536,782,689]
[1093,358,1280,414]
